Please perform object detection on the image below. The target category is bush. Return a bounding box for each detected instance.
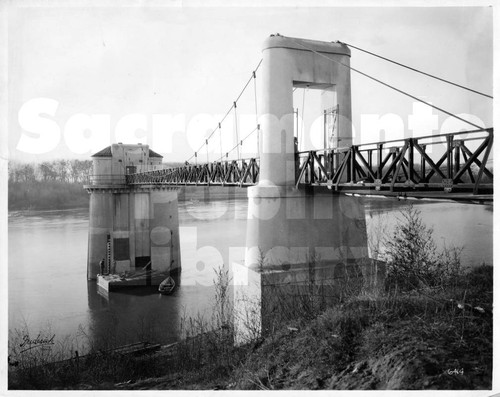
[382,204,464,291]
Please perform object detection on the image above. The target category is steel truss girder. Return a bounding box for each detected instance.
[126,158,260,186]
[294,128,493,195]
[125,129,492,196]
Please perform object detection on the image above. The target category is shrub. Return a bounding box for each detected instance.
[382,204,463,292]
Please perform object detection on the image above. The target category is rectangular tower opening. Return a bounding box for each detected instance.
[292,83,337,152]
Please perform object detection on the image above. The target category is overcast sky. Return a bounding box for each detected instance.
[4,2,494,162]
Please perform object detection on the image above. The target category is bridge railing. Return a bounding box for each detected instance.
[87,174,127,186]
[126,158,260,186]
[296,128,493,194]
[124,128,492,195]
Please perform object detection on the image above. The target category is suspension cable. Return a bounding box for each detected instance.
[288,37,483,130]
[234,101,240,160]
[253,71,260,156]
[184,58,263,165]
[205,139,209,165]
[218,122,223,164]
[216,125,259,162]
[235,60,261,103]
[339,41,493,99]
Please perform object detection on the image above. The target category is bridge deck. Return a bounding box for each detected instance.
[339,189,493,203]
[93,128,493,203]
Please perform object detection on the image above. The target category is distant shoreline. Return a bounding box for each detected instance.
[8,181,90,211]
[8,207,90,216]
[8,181,249,211]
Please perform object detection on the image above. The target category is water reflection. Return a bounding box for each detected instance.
[364,199,493,266]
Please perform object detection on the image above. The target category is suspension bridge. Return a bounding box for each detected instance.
[117,35,493,202]
[85,35,493,338]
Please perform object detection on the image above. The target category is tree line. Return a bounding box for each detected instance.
[8,159,93,184]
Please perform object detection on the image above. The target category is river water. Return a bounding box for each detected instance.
[8,197,493,355]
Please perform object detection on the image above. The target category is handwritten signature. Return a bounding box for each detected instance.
[446,368,464,375]
[19,333,55,353]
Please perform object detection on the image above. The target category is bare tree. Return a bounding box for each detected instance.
[77,160,93,182]
[8,162,20,182]
[39,162,55,181]
[9,159,93,183]
[55,159,68,182]
[68,159,80,182]
[20,163,36,182]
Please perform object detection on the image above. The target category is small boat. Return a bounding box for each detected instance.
[158,276,176,295]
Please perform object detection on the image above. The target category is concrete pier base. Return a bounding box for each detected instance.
[87,188,181,281]
[234,185,385,345]
[232,258,386,346]
[245,185,369,268]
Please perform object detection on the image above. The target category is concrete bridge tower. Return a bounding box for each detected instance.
[85,143,181,290]
[245,35,368,268]
[234,35,377,343]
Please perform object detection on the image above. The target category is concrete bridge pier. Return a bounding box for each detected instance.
[85,144,181,291]
[233,187,381,344]
[233,35,384,344]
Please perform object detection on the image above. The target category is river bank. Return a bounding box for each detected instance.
[8,264,493,390]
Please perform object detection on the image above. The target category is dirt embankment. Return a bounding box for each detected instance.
[113,306,491,391]
[10,266,492,391]
[116,270,492,391]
